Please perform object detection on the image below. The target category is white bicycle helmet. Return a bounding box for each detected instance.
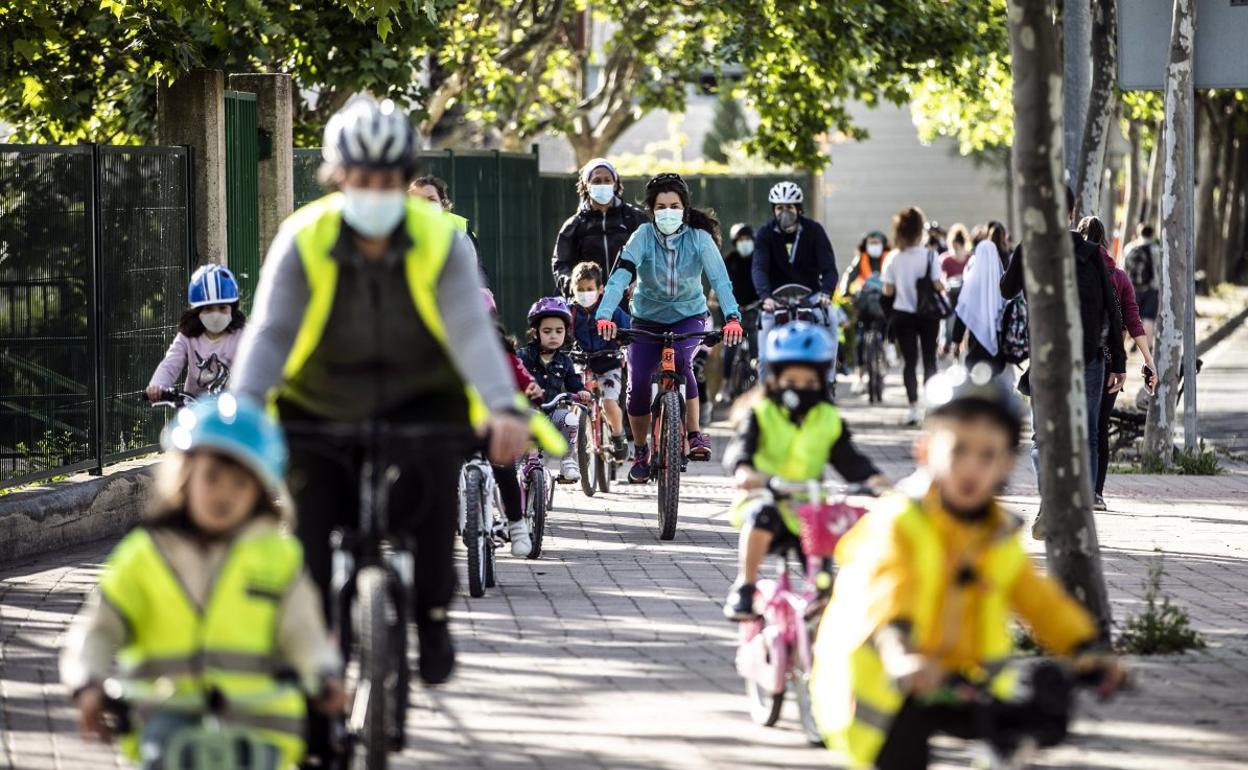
[768,181,804,205]
[322,95,418,171]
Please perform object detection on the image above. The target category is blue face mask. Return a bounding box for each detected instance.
[654,208,684,236]
[342,189,406,239]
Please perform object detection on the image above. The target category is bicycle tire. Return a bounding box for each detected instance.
[387,570,410,753]
[794,665,824,746]
[596,418,611,494]
[745,678,785,727]
[577,409,596,497]
[656,390,683,541]
[484,517,496,588]
[462,467,487,598]
[355,566,391,770]
[526,467,547,559]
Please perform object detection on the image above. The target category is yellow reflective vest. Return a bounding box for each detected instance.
[100,527,307,768]
[446,211,470,233]
[809,489,1095,768]
[730,399,843,534]
[278,193,566,454]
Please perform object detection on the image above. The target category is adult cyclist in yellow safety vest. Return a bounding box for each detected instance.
[60,396,342,770]
[809,364,1126,769]
[230,96,538,698]
[722,322,886,620]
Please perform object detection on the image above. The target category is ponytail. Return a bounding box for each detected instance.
[686,207,722,248]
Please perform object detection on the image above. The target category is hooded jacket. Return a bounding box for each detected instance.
[551,199,648,296]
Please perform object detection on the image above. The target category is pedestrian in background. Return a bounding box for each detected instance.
[881,206,944,425]
[952,221,1011,376]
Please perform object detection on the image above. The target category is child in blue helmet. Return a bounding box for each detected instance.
[722,322,887,621]
[147,265,247,402]
[61,396,344,769]
[517,297,592,482]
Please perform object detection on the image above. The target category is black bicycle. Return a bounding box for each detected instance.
[283,421,481,770]
[615,327,723,540]
[724,303,762,403]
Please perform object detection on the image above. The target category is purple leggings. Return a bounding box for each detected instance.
[626,315,706,417]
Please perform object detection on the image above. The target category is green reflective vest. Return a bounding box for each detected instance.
[100,527,307,768]
[735,399,843,534]
[809,496,1024,768]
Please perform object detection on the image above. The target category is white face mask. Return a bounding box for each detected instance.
[200,309,232,334]
[575,290,599,308]
[654,208,684,236]
[736,240,755,257]
[588,184,615,205]
[866,242,884,258]
[342,188,406,239]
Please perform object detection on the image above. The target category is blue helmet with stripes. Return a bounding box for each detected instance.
[763,321,835,370]
[188,264,240,308]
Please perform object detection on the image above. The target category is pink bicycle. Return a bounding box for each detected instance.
[735,479,869,745]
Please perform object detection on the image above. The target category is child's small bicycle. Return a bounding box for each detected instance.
[735,479,868,745]
[569,348,623,497]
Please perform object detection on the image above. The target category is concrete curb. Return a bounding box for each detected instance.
[0,458,158,565]
[1196,302,1248,357]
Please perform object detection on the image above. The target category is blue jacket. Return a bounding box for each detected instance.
[751,216,838,299]
[597,223,741,325]
[571,302,630,354]
[516,344,584,397]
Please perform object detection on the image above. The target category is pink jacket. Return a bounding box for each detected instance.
[149,330,242,396]
[1102,248,1146,339]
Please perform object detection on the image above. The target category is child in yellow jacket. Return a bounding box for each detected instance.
[809,364,1125,769]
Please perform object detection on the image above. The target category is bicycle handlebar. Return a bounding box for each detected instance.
[539,392,583,411]
[282,420,486,453]
[766,478,879,499]
[614,328,724,347]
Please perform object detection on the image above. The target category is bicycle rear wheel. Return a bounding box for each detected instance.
[355,566,391,770]
[868,332,886,404]
[462,467,487,598]
[655,390,683,541]
[577,409,596,497]
[526,467,547,559]
[746,678,785,727]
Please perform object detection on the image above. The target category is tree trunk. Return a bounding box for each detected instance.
[1143,0,1196,462]
[1193,96,1222,290]
[1076,0,1118,218]
[1206,106,1239,286]
[1008,0,1113,639]
[1063,0,1093,185]
[1122,119,1143,237]
[1143,120,1164,227]
[1221,135,1248,283]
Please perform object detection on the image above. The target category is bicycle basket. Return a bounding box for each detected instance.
[797,501,867,557]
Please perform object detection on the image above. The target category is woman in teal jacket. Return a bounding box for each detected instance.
[596,172,743,481]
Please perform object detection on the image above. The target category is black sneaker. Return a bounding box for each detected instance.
[417,619,455,685]
[611,433,629,462]
[723,583,758,621]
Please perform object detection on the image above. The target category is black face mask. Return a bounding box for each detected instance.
[768,386,826,418]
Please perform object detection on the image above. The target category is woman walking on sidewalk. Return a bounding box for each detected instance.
[881,206,944,425]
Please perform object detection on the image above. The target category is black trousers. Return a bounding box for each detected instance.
[279,396,469,625]
[494,461,523,522]
[891,311,940,404]
[1096,370,1118,495]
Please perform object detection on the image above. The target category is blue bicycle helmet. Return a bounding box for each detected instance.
[161,394,289,506]
[188,264,240,308]
[763,321,835,371]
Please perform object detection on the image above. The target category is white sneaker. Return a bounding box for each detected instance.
[905,404,922,426]
[508,521,532,557]
[560,458,581,482]
[851,380,866,395]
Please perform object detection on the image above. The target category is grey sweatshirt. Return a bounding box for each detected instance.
[231,219,516,421]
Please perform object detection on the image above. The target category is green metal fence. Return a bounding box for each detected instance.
[0,144,191,489]
[225,91,260,311]
[293,148,808,331]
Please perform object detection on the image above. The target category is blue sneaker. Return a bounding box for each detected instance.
[687,431,712,461]
[629,444,651,483]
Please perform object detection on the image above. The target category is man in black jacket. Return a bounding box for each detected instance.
[551,158,647,296]
[1001,186,1125,538]
[751,181,839,372]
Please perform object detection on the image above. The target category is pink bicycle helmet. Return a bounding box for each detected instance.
[481,288,497,314]
[527,296,572,326]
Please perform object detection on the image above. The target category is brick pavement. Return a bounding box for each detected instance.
[3,362,1248,768]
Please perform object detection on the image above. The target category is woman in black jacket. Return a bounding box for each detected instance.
[551,158,647,296]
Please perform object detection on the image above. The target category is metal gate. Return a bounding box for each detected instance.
[224,90,259,310]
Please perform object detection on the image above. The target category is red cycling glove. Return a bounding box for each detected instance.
[723,319,743,338]
[596,319,617,337]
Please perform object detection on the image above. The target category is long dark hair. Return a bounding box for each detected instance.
[179,305,246,337]
[986,220,1010,268]
[644,173,722,247]
[1077,216,1107,247]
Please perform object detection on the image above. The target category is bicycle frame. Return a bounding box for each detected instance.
[737,552,823,696]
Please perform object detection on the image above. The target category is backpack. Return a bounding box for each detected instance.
[853,275,887,322]
[998,293,1029,365]
[1126,243,1155,292]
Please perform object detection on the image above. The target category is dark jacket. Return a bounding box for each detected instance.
[516,343,584,397]
[1000,232,1126,373]
[551,200,648,296]
[751,216,838,299]
[570,302,630,362]
[724,250,760,307]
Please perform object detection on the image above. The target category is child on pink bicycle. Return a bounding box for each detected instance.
[722,322,887,621]
[569,261,631,461]
[517,297,591,483]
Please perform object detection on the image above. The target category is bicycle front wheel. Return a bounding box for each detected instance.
[596,414,611,494]
[577,409,596,497]
[526,466,547,559]
[462,467,488,598]
[355,566,392,770]
[655,390,683,541]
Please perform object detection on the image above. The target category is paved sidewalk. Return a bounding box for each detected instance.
[3,350,1247,768]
